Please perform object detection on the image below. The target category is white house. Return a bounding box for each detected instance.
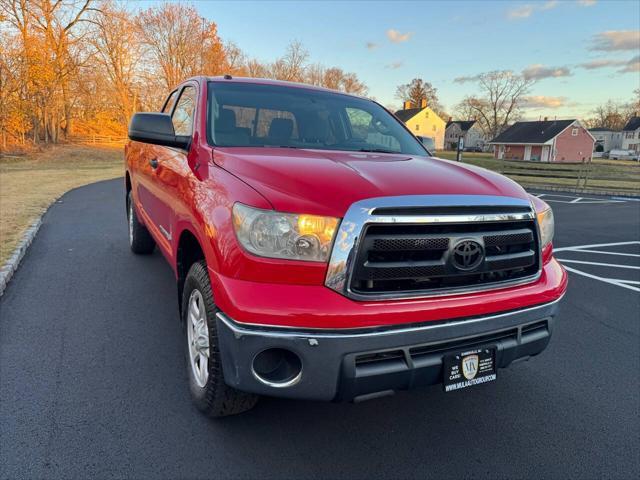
[589,128,622,153]
[445,120,485,150]
[621,116,640,153]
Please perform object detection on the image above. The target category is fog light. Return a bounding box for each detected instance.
[252,348,302,388]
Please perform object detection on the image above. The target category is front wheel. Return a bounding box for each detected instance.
[127,191,155,254]
[182,261,258,417]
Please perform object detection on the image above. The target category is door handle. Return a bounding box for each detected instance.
[149,158,158,169]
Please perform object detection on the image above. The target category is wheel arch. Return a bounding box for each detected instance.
[176,227,207,316]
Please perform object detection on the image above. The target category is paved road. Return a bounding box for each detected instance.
[1,180,638,479]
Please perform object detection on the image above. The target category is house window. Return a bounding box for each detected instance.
[415,124,419,131]
[625,131,635,139]
[571,128,579,136]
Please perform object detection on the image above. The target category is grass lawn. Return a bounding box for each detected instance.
[0,145,123,264]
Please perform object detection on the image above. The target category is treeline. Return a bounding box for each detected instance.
[0,0,368,150]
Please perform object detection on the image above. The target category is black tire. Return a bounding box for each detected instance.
[127,191,155,254]
[182,260,258,417]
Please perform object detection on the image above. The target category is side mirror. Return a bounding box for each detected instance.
[128,113,190,150]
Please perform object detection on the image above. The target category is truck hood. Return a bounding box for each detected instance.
[213,147,528,217]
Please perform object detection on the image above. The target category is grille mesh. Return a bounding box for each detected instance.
[351,219,539,296]
[372,237,449,251]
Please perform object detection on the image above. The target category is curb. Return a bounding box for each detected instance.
[519,184,640,198]
[0,204,52,297]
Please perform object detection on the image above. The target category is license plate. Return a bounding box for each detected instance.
[443,347,497,392]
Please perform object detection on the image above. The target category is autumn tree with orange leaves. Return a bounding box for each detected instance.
[0,0,368,151]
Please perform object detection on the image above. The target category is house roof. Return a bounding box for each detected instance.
[490,119,576,144]
[623,116,640,131]
[589,127,617,132]
[394,107,424,122]
[446,120,476,131]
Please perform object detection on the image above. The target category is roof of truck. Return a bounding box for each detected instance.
[197,75,366,99]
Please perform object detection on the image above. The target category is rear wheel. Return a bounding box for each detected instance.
[182,261,258,417]
[127,191,155,254]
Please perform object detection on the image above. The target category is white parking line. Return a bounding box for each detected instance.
[558,259,640,270]
[559,249,640,258]
[562,266,640,293]
[555,241,640,293]
[554,241,640,252]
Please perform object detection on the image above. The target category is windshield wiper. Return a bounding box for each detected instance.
[357,148,397,154]
[259,145,299,149]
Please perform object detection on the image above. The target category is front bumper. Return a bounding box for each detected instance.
[216,299,561,402]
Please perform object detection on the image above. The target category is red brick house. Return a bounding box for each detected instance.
[490,119,595,162]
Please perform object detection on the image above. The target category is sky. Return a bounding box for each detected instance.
[135,0,640,119]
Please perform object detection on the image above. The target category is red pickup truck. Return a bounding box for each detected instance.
[125,76,567,416]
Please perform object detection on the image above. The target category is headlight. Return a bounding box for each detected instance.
[232,203,339,262]
[536,207,554,248]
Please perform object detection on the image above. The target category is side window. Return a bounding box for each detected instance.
[161,90,177,113]
[172,86,197,136]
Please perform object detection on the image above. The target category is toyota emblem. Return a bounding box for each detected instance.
[451,239,484,271]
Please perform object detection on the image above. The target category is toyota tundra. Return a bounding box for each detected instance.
[125,76,567,416]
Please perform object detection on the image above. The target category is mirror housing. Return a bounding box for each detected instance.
[128,113,190,150]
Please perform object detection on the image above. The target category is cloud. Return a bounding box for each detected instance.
[507,5,534,19]
[385,61,403,70]
[620,55,640,73]
[453,73,483,84]
[365,42,378,50]
[386,29,413,43]
[521,96,568,109]
[578,55,640,73]
[522,64,572,80]
[507,1,558,20]
[577,0,596,6]
[578,58,626,69]
[590,30,640,51]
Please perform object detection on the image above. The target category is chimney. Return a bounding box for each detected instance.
[543,116,548,121]
[403,100,412,110]
[448,116,452,123]
[421,98,427,109]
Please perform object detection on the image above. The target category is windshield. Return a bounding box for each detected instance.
[207,82,427,155]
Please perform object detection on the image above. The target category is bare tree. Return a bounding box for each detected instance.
[136,3,226,90]
[91,1,142,126]
[268,40,309,82]
[456,71,534,139]
[395,78,441,108]
[585,94,640,130]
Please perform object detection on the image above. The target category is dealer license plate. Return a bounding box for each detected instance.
[443,347,497,392]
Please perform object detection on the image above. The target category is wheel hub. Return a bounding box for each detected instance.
[187,289,210,387]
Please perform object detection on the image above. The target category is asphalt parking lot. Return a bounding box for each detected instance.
[1,180,638,479]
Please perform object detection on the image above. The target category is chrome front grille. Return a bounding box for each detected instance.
[324,195,541,301]
[351,220,539,295]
